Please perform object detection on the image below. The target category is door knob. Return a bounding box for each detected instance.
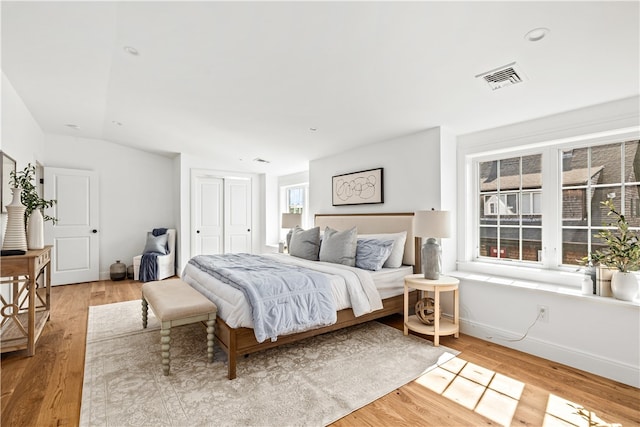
[196,230,200,234]
[92,229,98,234]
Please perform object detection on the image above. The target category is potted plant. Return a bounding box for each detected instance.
[9,163,57,250]
[588,198,640,301]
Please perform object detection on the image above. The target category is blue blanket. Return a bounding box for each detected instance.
[188,254,336,343]
[139,228,168,282]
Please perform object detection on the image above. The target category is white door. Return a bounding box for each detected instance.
[224,178,252,253]
[44,167,99,285]
[192,175,224,255]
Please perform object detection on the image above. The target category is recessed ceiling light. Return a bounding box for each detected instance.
[524,27,550,42]
[253,158,271,164]
[123,46,139,56]
[309,127,318,132]
[64,124,80,130]
[112,120,123,126]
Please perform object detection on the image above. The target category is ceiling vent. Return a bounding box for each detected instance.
[476,62,526,90]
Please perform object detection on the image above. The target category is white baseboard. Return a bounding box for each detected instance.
[458,317,639,388]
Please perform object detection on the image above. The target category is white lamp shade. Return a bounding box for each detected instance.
[414,210,451,238]
[282,213,301,229]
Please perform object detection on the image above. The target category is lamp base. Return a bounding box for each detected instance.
[421,237,441,280]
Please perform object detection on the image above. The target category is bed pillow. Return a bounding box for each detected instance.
[355,238,395,271]
[288,226,321,260]
[143,232,169,255]
[319,226,358,267]
[358,231,407,268]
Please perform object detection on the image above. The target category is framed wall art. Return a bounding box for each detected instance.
[332,168,384,206]
[1,151,16,213]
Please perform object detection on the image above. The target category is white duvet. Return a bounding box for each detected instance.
[182,253,384,329]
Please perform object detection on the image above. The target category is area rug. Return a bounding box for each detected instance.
[80,300,458,426]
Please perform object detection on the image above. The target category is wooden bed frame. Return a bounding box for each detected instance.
[214,212,421,379]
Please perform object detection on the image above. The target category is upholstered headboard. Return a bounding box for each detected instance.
[315,212,419,272]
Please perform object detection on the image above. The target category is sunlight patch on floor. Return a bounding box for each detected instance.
[414,356,620,427]
[544,394,622,427]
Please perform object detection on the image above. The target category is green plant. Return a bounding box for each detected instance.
[586,199,640,272]
[9,163,57,224]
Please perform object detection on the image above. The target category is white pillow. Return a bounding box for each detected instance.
[358,231,407,268]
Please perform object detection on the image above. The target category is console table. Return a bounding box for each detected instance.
[1,246,52,355]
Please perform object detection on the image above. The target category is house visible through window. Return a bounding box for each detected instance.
[478,154,543,262]
[473,139,640,272]
[561,141,640,265]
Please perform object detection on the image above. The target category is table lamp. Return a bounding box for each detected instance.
[281,213,301,252]
[414,209,451,279]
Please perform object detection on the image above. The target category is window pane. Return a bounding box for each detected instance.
[532,192,542,213]
[480,194,498,224]
[522,154,542,189]
[499,227,519,260]
[562,189,587,226]
[562,229,587,264]
[591,187,621,227]
[523,228,542,262]
[562,147,588,187]
[479,160,497,192]
[479,227,496,257]
[592,143,621,185]
[625,184,640,227]
[499,157,520,191]
[522,193,531,214]
[506,193,518,214]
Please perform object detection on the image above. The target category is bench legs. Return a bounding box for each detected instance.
[161,325,171,375]
[141,297,216,376]
[142,298,148,328]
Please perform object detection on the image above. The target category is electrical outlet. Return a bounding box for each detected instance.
[537,305,549,323]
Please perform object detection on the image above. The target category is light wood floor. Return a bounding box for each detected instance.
[2,279,638,426]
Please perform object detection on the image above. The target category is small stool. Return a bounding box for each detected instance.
[141,278,218,375]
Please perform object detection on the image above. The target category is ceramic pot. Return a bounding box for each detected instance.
[2,188,27,251]
[110,260,127,281]
[611,271,639,301]
[27,208,45,250]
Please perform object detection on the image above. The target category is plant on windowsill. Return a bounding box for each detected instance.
[9,163,57,250]
[585,199,640,301]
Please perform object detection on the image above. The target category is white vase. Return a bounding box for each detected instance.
[27,208,45,250]
[2,188,28,251]
[611,271,639,301]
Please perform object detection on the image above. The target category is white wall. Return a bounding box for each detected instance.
[44,134,177,279]
[1,72,45,167]
[456,96,640,387]
[310,128,445,214]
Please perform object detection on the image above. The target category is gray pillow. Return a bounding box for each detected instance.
[143,232,169,255]
[319,226,358,267]
[358,231,407,268]
[355,238,395,271]
[289,226,321,260]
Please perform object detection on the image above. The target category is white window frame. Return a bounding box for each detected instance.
[458,128,640,288]
[279,182,309,240]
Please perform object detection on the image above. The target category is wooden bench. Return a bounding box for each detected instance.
[141,278,218,376]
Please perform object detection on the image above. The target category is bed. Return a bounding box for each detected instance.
[182,212,421,379]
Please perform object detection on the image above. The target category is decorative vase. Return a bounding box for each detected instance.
[27,208,45,250]
[611,271,639,301]
[110,260,127,281]
[127,265,134,280]
[2,188,28,251]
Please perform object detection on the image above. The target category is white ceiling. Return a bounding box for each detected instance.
[2,1,639,175]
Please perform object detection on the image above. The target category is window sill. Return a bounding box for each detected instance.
[449,269,640,307]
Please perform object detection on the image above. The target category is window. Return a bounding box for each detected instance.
[472,139,640,272]
[561,141,640,265]
[478,154,543,262]
[285,185,305,214]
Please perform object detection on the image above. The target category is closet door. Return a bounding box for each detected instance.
[192,175,224,255]
[224,178,252,253]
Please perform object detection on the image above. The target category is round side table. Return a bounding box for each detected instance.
[403,274,459,346]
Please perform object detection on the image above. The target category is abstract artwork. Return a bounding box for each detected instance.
[332,168,383,206]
